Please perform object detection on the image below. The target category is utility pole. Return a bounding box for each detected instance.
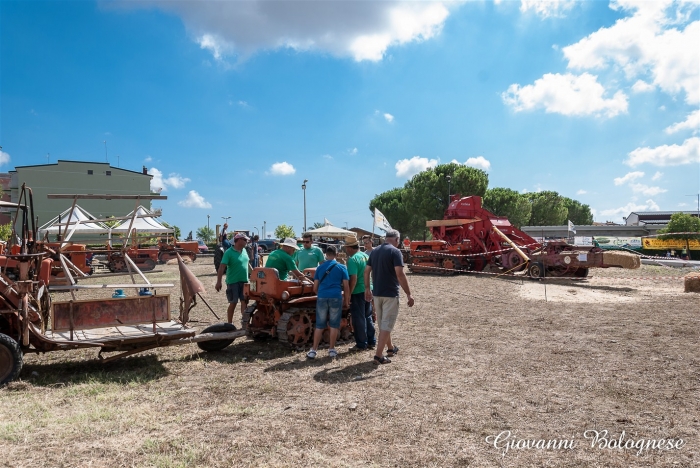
[302,179,308,233]
[103,140,107,162]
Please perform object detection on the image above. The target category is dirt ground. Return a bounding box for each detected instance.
[1,258,698,467]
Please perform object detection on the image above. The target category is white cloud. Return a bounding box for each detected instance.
[652,171,663,181]
[631,80,655,93]
[395,156,438,178]
[600,198,660,218]
[678,202,688,207]
[149,167,191,192]
[383,113,395,123]
[614,171,644,185]
[178,190,212,209]
[629,183,667,196]
[0,150,10,166]
[562,1,700,105]
[520,0,576,18]
[238,100,249,108]
[463,156,491,171]
[144,156,152,163]
[502,73,628,118]
[322,154,333,160]
[133,1,452,63]
[625,137,700,166]
[267,161,296,176]
[348,148,358,155]
[576,189,587,195]
[665,109,700,134]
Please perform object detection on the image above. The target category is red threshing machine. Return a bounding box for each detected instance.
[408,195,640,278]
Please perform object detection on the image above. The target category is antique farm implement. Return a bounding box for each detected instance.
[408,195,640,278]
[0,185,244,387]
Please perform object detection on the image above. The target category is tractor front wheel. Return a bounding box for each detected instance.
[528,261,545,278]
[0,333,23,387]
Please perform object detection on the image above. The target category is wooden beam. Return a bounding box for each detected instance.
[425,218,480,227]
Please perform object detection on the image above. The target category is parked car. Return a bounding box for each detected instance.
[197,240,209,253]
[257,239,279,252]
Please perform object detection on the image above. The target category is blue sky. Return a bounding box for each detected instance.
[1,0,698,238]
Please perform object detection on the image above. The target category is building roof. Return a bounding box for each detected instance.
[10,160,152,178]
[629,210,699,216]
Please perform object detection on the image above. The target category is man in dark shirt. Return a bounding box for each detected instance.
[364,229,414,364]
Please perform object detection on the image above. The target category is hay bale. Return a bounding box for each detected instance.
[602,251,641,269]
[166,257,192,265]
[684,273,700,293]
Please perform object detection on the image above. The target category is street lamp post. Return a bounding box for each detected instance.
[263,221,266,239]
[207,215,210,230]
[446,175,452,205]
[222,216,231,226]
[302,179,308,233]
[253,226,259,235]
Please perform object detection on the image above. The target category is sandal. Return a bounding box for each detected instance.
[386,346,399,357]
[373,355,392,365]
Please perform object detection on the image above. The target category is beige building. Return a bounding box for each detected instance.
[9,160,153,227]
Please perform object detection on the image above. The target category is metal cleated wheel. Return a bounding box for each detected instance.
[528,261,545,278]
[197,323,238,352]
[0,333,23,387]
[277,310,313,348]
[213,246,224,273]
[141,258,157,271]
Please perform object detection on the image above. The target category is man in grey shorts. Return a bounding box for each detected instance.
[364,229,414,364]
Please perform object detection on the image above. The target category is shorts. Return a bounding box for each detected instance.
[374,296,399,332]
[226,282,246,304]
[316,297,342,329]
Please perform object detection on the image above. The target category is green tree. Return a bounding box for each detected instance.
[526,191,568,226]
[368,187,420,237]
[103,216,120,229]
[0,223,12,242]
[483,188,532,228]
[405,163,489,222]
[196,226,215,243]
[563,197,594,225]
[658,213,700,240]
[312,222,324,229]
[162,222,181,240]
[274,224,296,239]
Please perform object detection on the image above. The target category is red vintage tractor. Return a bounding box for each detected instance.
[408,195,639,278]
[242,267,353,348]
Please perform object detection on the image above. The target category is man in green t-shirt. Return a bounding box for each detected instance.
[345,237,375,350]
[215,233,251,325]
[266,238,312,283]
[294,233,325,271]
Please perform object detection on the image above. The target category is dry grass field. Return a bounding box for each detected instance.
[1,258,698,467]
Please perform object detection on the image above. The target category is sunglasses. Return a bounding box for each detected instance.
[303,240,311,243]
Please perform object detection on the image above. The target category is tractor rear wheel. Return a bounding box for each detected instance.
[574,267,589,278]
[0,333,23,387]
[197,323,238,352]
[214,246,224,273]
[528,261,545,278]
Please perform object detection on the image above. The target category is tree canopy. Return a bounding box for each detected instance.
[196,226,214,243]
[274,224,296,239]
[526,191,569,226]
[483,188,532,228]
[658,213,700,240]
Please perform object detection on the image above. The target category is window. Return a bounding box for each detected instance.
[106,171,112,176]
[87,170,93,175]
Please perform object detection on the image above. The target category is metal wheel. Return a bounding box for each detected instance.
[286,313,312,347]
[0,333,23,387]
[110,258,127,272]
[197,323,238,352]
[574,267,589,278]
[528,261,545,278]
[214,247,224,273]
[141,258,157,271]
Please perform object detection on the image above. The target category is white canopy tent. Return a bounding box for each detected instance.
[304,220,355,239]
[39,205,111,237]
[111,206,173,233]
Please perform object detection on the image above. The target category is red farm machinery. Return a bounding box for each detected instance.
[407,195,640,278]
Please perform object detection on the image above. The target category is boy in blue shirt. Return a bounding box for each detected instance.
[307,245,350,359]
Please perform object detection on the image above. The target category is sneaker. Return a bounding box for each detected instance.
[307,349,317,359]
[329,349,338,358]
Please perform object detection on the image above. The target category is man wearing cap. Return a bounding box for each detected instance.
[294,233,325,271]
[345,236,375,351]
[215,233,251,325]
[265,237,312,283]
[364,229,414,365]
[307,245,350,359]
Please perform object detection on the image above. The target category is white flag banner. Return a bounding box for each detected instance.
[374,208,393,232]
[323,218,332,226]
[568,220,576,235]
